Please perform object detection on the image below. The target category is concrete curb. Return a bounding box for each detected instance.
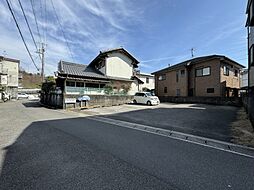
[88,116,254,158]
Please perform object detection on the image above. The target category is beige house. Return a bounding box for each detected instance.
[152,55,244,97]
[0,56,19,98]
[56,48,142,95]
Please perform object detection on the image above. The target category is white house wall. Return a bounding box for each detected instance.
[129,80,139,95]
[138,75,155,90]
[106,52,133,79]
[0,60,19,87]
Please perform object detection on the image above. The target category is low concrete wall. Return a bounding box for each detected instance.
[64,94,134,109]
[159,96,242,106]
[40,92,63,109]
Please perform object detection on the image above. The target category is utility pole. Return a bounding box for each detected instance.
[37,43,45,82]
[191,48,195,58]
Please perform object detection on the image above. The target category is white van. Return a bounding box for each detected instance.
[133,92,160,106]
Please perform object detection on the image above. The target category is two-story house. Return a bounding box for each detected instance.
[0,56,19,98]
[246,0,254,125]
[152,55,244,97]
[56,48,141,95]
[134,72,155,92]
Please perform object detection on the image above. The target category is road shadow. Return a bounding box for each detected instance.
[0,114,253,190]
[22,100,42,108]
[0,117,171,190]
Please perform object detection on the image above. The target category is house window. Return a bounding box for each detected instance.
[176,89,180,96]
[66,81,75,87]
[158,74,166,81]
[234,69,238,77]
[176,71,179,82]
[207,88,214,93]
[180,70,185,76]
[223,66,229,76]
[164,87,167,93]
[195,67,211,77]
[146,77,149,83]
[76,82,84,87]
[86,83,99,88]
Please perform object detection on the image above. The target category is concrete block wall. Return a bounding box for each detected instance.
[64,94,134,109]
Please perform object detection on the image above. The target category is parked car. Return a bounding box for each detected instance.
[17,93,29,100]
[133,92,160,105]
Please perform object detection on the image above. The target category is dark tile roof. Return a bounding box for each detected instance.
[58,61,107,79]
[0,56,20,63]
[58,61,134,82]
[152,55,245,74]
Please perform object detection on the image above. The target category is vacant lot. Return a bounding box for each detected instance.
[81,103,253,143]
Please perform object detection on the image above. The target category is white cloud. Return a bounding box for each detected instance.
[0,0,145,75]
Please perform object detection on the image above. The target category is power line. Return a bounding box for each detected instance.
[6,0,39,71]
[30,0,42,43]
[17,0,39,52]
[50,0,74,61]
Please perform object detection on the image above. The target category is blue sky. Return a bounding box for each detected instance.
[0,0,248,75]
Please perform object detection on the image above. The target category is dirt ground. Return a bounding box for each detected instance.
[231,107,254,147]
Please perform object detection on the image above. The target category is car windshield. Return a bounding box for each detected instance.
[145,92,152,96]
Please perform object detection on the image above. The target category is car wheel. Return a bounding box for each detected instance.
[133,100,137,104]
[147,101,152,106]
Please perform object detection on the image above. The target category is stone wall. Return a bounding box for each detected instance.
[159,96,242,106]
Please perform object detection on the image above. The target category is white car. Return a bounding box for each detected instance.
[17,93,29,100]
[133,92,160,106]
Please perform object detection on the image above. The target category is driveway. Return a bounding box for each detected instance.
[81,103,241,142]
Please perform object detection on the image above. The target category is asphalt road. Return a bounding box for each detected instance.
[0,100,253,190]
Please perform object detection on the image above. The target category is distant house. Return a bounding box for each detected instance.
[0,56,19,98]
[134,72,155,92]
[55,48,142,95]
[152,55,244,97]
[240,69,248,90]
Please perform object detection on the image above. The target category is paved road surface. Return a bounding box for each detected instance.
[100,103,239,142]
[0,100,253,190]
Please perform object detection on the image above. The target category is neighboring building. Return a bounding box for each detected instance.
[135,72,155,91]
[246,0,254,125]
[55,48,141,95]
[152,55,244,97]
[240,69,248,89]
[0,56,19,98]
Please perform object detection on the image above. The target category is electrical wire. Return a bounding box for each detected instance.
[50,0,75,61]
[30,0,42,43]
[6,0,39,71]
[17,0,39,54]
